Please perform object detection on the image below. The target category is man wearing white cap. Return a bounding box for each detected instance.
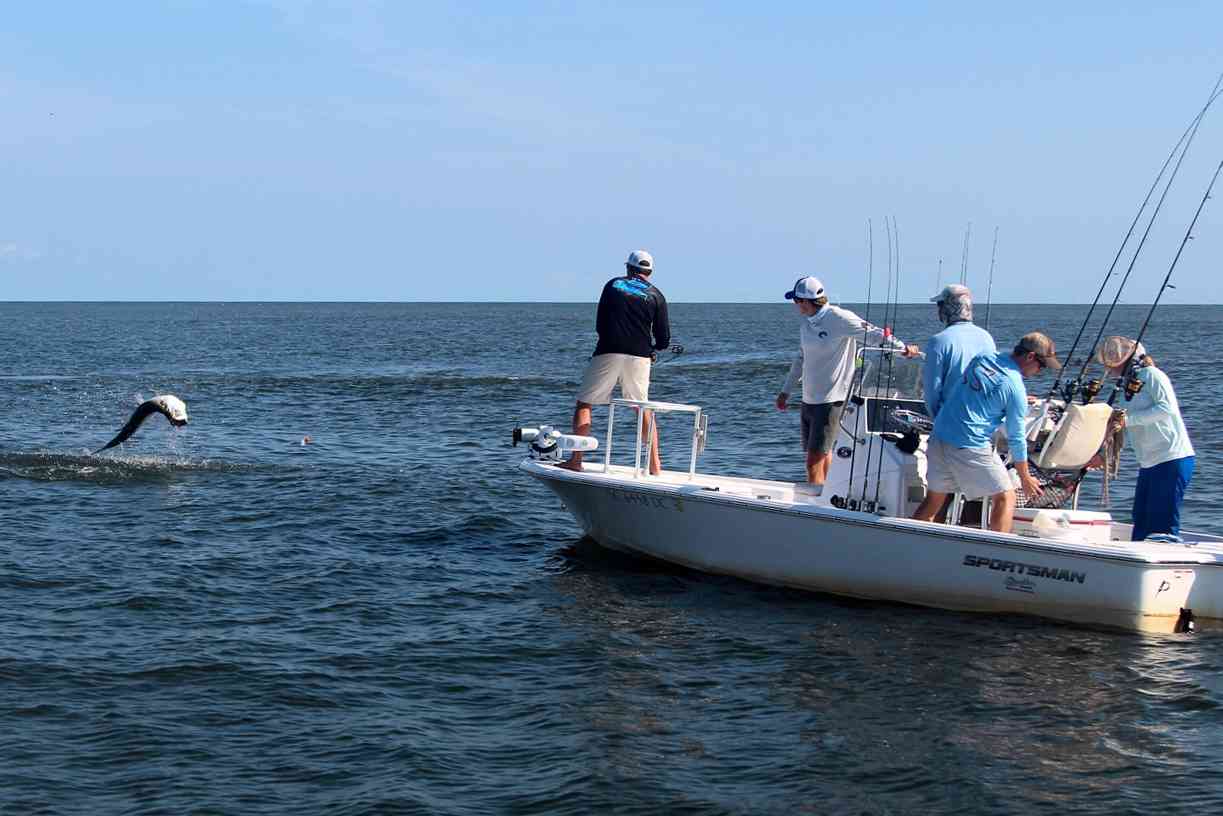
[923,284,997,419]
[561,250,671,474]
[776,276,918,490]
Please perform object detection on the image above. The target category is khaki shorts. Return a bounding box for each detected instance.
[576,353,651,405]
[926,437,1014,499]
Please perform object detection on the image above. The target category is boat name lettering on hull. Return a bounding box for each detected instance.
[608,488,682,512]
[963,555,1086,584]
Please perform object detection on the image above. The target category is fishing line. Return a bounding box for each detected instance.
[1107,158,1223,406]
[1066,75,1223,398]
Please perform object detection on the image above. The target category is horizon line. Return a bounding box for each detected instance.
[2,300,1216,306]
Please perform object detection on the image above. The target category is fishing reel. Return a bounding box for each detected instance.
[1123,372,1144,401]
[1081,378,1103,404]
[512,425,599,462]
[651,344,685,365]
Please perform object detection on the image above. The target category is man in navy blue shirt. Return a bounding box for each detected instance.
[560,250,671,474]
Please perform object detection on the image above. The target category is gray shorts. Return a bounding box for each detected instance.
[926,436,1014,499]
[801,401,845,454]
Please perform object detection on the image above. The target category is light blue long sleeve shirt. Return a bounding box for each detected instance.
[932,352,1029,462]
[922,321,997,418]
[1124,365,1195,469]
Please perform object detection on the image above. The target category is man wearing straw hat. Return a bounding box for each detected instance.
[1090,335,1195,541]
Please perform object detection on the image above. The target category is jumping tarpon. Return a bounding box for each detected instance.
[94,395,190,454]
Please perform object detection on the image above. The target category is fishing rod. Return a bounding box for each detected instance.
[1054,75,1223,401]
[873,216,901,510]
[984,227,998,331]
[857,218,884,509]
[1107,158,1223,406]
[959,222,972,286]
[848,218,874,509]
[1065,75,1223,401]
[651,344,685,365]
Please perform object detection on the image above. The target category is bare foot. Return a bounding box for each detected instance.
[556,459,583,472]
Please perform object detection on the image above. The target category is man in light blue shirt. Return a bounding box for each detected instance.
[913,332,1058,533]
[1092,336,1195,541]
[923,285,997,419]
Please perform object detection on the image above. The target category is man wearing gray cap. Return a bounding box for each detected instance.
[923,284,996,420]
[776,276,918,491]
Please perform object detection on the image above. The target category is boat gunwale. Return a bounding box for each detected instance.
[521,459,1213,568]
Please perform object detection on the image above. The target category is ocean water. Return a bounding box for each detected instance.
[2,301,1223,815]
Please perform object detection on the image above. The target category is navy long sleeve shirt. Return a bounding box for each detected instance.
[593,275,671,358]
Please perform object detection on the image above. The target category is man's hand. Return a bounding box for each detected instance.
[776,393,789,411]
[1020,472,1044,499]
[902,343,920,358]
[1111,410,1127,432]
[1014,461,1043,499]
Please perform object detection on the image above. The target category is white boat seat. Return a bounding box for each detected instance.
[1031,402,1113,471]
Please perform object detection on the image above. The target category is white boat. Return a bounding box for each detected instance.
[516,350,1222,633]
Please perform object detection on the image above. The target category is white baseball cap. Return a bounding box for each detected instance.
[626,249,654,272]
[930,283,972,303]
[784,276,825,300]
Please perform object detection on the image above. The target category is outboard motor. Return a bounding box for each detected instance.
[512,425,599,462]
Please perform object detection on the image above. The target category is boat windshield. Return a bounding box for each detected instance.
[857,349,924,401]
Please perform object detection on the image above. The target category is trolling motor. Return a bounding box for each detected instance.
[512,425,599,462]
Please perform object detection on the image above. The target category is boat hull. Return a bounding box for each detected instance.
[524,461,1197,633]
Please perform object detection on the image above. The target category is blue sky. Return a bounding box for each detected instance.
[1,2,1221,302]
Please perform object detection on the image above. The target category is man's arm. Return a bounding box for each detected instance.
[834,308,907,351]
[652,291,671,351]
[1004,379,1029,463]
[923,338,945,417]
[1123,369,1175,426]
[778,352,803,410]
[1005,378,1044,496]
[595,281,613,337]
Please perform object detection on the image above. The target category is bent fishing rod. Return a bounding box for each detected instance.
[1056,74,1223,401]
[1107,158,1223,406]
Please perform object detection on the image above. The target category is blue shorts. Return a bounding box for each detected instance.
[1132,455,1194,541]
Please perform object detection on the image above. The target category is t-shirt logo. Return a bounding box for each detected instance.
[966,357,1003,393]
[612,277,652,299]
[818,331,829,339]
